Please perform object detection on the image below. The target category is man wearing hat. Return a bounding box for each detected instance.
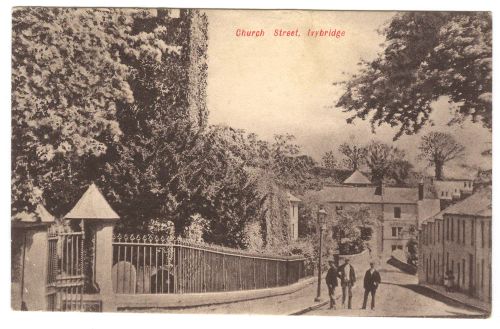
[325,259,339,309]
[338,257,356,309]
[362,261,381,310]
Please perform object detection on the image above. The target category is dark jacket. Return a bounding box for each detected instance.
[325,267,339,287]
[363,269,381,290]
[338,263,356,285]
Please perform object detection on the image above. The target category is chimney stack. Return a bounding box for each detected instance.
[418,179,424,200]
[375,181,384,196]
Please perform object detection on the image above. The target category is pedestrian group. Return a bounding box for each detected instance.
[325,258,381,311]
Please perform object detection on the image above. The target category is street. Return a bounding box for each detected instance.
[303,257,485,318]
[147,253,486,317]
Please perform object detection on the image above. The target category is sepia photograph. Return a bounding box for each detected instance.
[10,6,492,319]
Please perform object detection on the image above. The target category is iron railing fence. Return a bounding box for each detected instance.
[112,234,313,294]
[46,228,85,311]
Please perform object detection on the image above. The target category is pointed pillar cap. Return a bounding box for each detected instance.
[64,183,120,221]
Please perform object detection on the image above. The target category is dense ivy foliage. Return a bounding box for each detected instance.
[12,8,316,251]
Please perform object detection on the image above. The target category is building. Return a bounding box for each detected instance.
[432,179,474,201]
[342,170,372,187]
[287,192,301,240]
[418,187,491,303]
[313,173,441,256]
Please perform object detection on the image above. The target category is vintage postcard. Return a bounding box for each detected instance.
[11,8,491,318]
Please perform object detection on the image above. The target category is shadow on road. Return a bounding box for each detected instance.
[379,282,488,318]
[386,257,417,275]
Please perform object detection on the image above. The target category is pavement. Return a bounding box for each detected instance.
[420,282,491,314]
[143,251,369,315]
[130,251,489,318]
[305,258,488,318]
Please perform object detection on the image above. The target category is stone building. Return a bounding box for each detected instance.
[313,172,441,256]
[418,187,491,303]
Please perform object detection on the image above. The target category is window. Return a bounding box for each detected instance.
[446,191,449,197]
[457,219,460,244]
[462,259,465,286]
[441,191,444,197]
[481,221,485,248]
[489,222,492,248]
[471,220,475,246]
[464,182,467,188]
[446,218,449,241]
[462,220,466,245]
[446,252,449,271]
[451,218,454,242]
[437,223,441,243]
[392,227,403,237]
[394,207,401,218]
[481,259,484,289]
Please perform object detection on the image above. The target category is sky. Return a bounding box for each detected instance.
[205,10,492,177]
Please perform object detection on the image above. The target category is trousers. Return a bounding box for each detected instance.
[327,285,336,308]
[341,282,353,309]
[362,288,377,309]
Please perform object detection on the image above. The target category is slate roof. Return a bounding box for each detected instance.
[443,187,491,217]
[313,186,419,204]
[343,170,372,185]
[422,187,492,226]
[64,183,120,220]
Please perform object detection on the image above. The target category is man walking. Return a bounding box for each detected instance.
[338,258,356,309]
[362,261,381,310]
[325,260,339,309]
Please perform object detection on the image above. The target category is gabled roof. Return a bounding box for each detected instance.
[343,170,372,185]
[12,204,55,224]
[287,192,301,202]
[64,183,120,220]
[312,186,419,204]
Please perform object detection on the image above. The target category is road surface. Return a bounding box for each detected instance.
[304,259,485,318]
[139,254,486,317]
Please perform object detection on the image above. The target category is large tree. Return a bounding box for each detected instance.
[12,8,178,216]
[418,132,465,180]
[338,142,367,170]
[335,12,491,139]
[366,141,407,184]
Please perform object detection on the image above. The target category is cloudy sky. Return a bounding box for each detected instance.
[205,10,491,176]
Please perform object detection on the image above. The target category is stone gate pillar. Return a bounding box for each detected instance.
[64,183,120,311]
[11,204,55,311]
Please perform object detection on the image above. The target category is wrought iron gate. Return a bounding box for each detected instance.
[46,226,85,311]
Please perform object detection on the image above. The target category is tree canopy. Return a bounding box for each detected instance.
[418,132,465,180]
[335,12,491,140]
[12,8,318,252]
[338,141,367,170]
